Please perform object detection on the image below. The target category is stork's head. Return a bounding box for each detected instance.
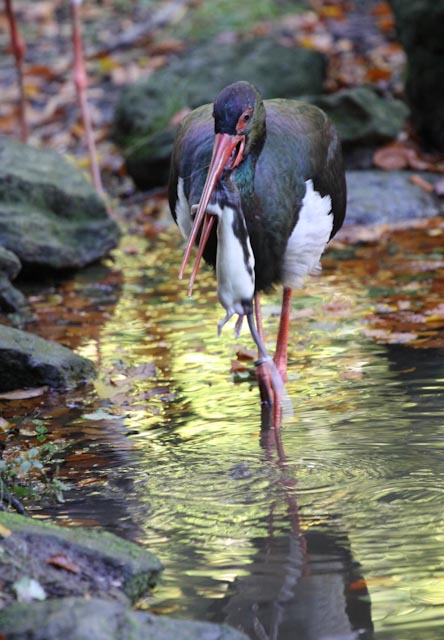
[179,82,265,292]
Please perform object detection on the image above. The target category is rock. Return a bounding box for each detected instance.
[389,0,444,151]
[0,324,96,391]
[303,87,409,168]
[113,37,326,189]
[345,170,444,226]
[0,598,249,640]
[0,513,248,640]
[0,138,121,270]
[0,511,163,606]
[0,246,26,312]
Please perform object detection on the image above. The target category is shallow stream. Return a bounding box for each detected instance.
[5,214,444,639]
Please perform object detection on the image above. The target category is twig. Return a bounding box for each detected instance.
[4,0,28,142]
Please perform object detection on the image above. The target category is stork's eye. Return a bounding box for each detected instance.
[236,108,253,133]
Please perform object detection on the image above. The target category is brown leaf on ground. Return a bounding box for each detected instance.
[235,347,256,362]
[0,387,48,400]
[408,174,434,193]
[374,141,444,173]
[373,143,409,170]
[230,359,249,373]
[0,524,12,538]
[46,554,80,574]
[335,224,389,245]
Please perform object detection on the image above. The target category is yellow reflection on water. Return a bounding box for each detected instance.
[40,220,444,639]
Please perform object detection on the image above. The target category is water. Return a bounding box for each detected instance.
[7,219,444,639]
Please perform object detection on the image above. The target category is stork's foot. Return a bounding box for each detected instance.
[255,357,284,430]
[255,357,273,407]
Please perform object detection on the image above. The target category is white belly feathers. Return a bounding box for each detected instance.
[281,179,333,289]
[174,177,333,332]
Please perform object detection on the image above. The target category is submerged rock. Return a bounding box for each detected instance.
[113,37,326,189]
[0,138,121,270]
[0,324,96,391]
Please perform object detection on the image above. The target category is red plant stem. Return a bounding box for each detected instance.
[71,0,104,195]
[5,0,28,141]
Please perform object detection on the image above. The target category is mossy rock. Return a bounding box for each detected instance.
[113,37,326,189]
[303,87,409,147]
[0,138,121,269]
[0,512,162,605]
[0,597,249,640]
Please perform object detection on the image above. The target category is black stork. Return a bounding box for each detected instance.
[168,81,346,428]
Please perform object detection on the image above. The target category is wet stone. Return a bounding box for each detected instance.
[0,513,247,640]
[0,512,163,606]
[345,170,444,225]
[0,138,121,270]
[0,598,249,640]
[0,324,96,391]
[0,246,26,312]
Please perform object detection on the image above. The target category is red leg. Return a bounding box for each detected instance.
[71,0,104,195]
[5,0,28,142]
[274,287,293,381]
[254,293,273,408]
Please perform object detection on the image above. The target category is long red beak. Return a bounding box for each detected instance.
[179,132,245,295]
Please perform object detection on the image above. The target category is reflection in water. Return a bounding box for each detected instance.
[220,530,372,640]
[9,227,444,640]
[214,430,373,640]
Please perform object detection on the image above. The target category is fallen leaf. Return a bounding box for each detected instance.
[408,174,434,193]
[46,554,80,574]
[290,307,316,319]
[363,328,417,344]
[373,144,409,170]
[366,67,392,82]
[348,578,367,591]
[230,359,249,373]
[13,577,46,602]
[126,363,157,379]
[336,224,388,245]
[0,524,12,537]
[0,387,48,400]
[235,347,256,362]
[340,368,364,380]
[81,409,121,421]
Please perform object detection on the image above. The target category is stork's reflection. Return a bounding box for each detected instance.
[213,427,374,640]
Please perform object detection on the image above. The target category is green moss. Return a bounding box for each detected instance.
[168,0,308,40]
